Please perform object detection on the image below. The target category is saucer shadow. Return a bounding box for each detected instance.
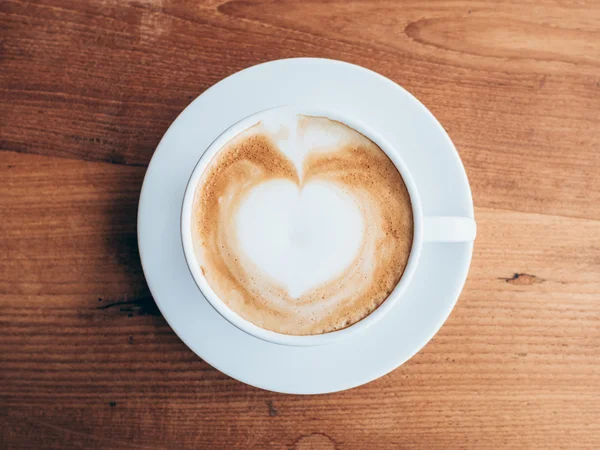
[96,167,162,319]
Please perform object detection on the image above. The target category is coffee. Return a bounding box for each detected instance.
[191,113,413,335]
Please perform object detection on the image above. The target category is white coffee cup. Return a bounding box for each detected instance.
[181,106,476,347]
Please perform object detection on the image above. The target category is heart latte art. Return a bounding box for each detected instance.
[191,114,413,335]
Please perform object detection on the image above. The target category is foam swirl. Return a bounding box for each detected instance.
[192,115,413,335]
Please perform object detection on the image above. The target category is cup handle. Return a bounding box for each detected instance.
[423,217,477,243]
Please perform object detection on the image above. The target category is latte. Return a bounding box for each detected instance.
[191,113,413,335]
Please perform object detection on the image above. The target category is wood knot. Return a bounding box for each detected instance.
[500,273,544,286]
[293,433,336,450]
[266,400,278,417]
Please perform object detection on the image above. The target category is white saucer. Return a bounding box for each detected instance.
[137,58,474,394]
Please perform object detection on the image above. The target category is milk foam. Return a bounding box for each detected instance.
[236,114,366,299]
[236,179,364,298]
[191,114,414,335]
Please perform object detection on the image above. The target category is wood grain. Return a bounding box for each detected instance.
[1,1,599,449]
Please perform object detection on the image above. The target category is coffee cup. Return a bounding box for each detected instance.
[181,106,476,346]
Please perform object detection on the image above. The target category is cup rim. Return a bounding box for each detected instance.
[180,105,424,346]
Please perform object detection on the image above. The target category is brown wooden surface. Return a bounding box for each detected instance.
[1,1,599,448]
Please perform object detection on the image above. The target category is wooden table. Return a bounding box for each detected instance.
[2,1,599,448]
